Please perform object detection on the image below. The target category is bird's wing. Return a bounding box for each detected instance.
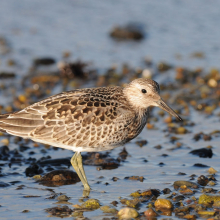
[0,87,134,148]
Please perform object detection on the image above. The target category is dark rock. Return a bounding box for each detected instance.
[38,169,80,187]
[197,175,209,186]
[162,188,171,194]
[158,162,165,166]
[173,180,198,189]
[25,164,43,177]
[83,152,120,169]
[202,188,217,193]
[9,181,21,185]
[118,147,128,160]
[173,195,185,202]
[193,163,209,168]
[45,206,73,217]
[57,195,70,201]
[157,62,173,72]
[154,145,162,149]
[33,57,56,66]
[178,172,186,175]
[110,23,144,41]
[111,201,118,207]
[0,72,16,79]
[16,185,25,190]
[193,132,212,141]
[19,145,30,152]
[193,133,202,141]
[124,176,144,182]
[135,140,148,147]
[0,181,10,187]
[38,157,71,167]
[203,134,212,141]
[112,177,119,182]
[59,61,88,79]
[0,145,9,155]
[189,148,213,158]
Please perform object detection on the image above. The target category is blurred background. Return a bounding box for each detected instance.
[0,0,219,75]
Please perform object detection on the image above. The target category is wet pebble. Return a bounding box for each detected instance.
[58,61,89,79]
[157,62,172,72]
[118,207,139,219]
[120,198,142,208]
[144,208,158,217]
[208,167,217,174]
[193,132,212,141]
[118,147,128,161]
[38,169,80,187]
[0,145,9,155]
[135,140,148,147]
[0,181,10,187]
[173,180,198,189]
[45,206,73,217]
[81,199,100,210]
[189,148,213,158]
[193,163,209,168]
[33,57,56,66]
[154,144,162,149]
[100,205,118,214]
[154,198,173,209]
[83,152,120,169]
[0,72,16,79]
[25,164,43,177]
[199,194,220,205]
[57,195,70,201]
[173,195,185,202]
[162,188,171,194]
[110,24,144,41]
[124,176,144,182]
[197,175,209,186]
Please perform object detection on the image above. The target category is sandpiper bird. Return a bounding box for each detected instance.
[0,78,182,192]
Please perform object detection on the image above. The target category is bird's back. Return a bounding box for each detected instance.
[0,86,145,152]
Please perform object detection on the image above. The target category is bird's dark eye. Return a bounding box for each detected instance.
[141,89,147,93]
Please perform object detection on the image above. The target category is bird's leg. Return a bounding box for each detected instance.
[70,152,91,192]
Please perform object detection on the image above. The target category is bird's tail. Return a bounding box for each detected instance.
[0,113,10,132]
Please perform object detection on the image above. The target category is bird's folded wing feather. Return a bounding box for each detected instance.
[0,87,134,147]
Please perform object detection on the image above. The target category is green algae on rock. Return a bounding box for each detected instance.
[199,194,220,205]
[81,199,100,210]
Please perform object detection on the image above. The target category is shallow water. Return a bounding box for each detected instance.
[0,1,220,219]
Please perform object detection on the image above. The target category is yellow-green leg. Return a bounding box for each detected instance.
[70,152,91,192]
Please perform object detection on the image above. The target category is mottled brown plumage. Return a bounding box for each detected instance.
[0,78,182,192]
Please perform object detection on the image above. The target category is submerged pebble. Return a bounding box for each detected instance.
[100,205,118,214]
[173,181,198,189]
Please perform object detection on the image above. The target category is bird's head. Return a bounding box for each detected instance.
[123,78,182,120]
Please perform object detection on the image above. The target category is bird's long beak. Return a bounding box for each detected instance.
[156,99,182,121]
